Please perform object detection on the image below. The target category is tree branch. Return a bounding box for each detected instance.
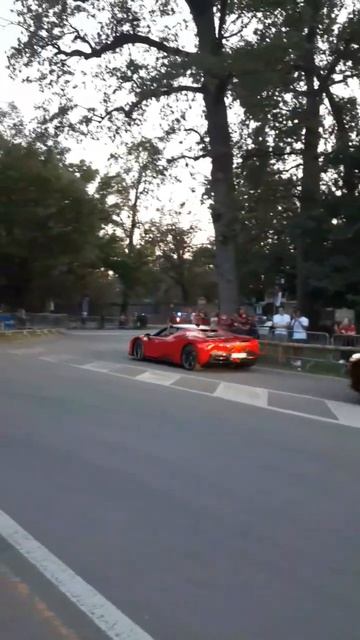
[183,127,208,147]
[54,32,194,60]
[223,16,254,41]
[166,152,209,164]
[317,38,352,93]
[98,85,204,121]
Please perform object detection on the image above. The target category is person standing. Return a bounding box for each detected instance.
[81,295,90,327]
[258,315,273,338]
[290,309,309,369]
[338,317,356,363]
[233,307,251,335]
[339,317,356,337]
[272,306,291,341]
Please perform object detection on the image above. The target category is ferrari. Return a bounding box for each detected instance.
[129,324,260,371]
[349,353,360,393]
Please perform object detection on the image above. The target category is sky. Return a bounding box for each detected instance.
[0,0,213,240]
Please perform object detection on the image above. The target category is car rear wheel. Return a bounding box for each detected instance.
[133,339,144,361]
[181,345,200,371]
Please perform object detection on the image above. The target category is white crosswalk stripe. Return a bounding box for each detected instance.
[326,401,360,428]
[136,370,182,386]
[214,382,268,407]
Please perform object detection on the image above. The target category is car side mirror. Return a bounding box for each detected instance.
[144,333,151,339]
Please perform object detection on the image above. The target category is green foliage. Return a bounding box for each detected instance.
[0,131,108,309]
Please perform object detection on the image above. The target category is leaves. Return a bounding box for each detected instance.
[0,121,107,309]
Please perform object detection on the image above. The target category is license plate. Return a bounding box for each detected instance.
[230,353,247,360]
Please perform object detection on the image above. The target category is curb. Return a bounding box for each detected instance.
[0,329,64,340]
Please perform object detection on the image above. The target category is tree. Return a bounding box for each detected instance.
[233,126,298,302]
[147,215,199,305]
[230,0,360,306]
[9,0,260,312]
[145,214,217,305]
[97,138,166,311]
[0,133,108,309]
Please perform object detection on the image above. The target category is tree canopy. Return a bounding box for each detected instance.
[0,127,108,309]
[6,0,360,315]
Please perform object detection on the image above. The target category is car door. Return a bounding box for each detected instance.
[161,330,181,361]
[145,328,169,360]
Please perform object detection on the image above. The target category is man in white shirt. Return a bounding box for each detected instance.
[272,306,291,341]
[290,309,309,370]
[291,309,309,342]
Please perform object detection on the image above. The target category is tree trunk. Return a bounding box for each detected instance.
[179,280,190,305]
[297,1,322,308]
[121,286,130,314]
[204,85,239,314]
[188,0,239,314]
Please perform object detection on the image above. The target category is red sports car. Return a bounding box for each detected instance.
[129,324,260,371]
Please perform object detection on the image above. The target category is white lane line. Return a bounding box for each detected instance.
[39,354,76,363]
[7,347,46,355]
[136,370,181,386]
[326,401,360,429]
[0,510,155,640]
[214,382,268,407]
[67,331,131,336]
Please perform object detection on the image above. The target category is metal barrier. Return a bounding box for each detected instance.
[67,315,151,330]
[257,327,330,345]
[260,338,354,373]
[332,334,360,349]
[26,313,69,329]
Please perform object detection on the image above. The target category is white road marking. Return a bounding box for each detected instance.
[78,361,118,373]
[39,354,76,363]
[214,382,268,407]
[136,370,181,386]
[7,347,46,355]
[326,401,360,428]
[67,331,133,336]
[6,350,358,429]
[0,509,155,640]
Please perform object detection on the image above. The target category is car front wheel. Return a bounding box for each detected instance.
[181,345,200,371]
[133,339,144,361]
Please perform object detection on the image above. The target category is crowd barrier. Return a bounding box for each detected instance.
[332,333,360,349]
[260,338,357,373]
[258,327,330,345]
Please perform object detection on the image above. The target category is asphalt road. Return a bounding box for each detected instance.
[1,332,360,640]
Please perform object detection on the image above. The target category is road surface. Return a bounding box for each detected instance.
[0,331,359,640]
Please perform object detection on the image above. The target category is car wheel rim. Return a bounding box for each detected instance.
[134,342,142,359]
[183,348,196,370]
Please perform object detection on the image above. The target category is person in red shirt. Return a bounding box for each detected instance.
[338,317,357,363]
[339,318,356,335]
